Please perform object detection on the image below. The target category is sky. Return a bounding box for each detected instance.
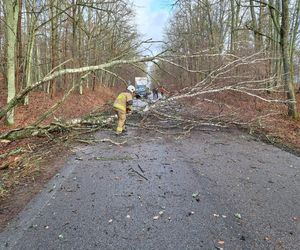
[132,0,173,54]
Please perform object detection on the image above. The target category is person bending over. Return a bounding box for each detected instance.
[113,85,136,135]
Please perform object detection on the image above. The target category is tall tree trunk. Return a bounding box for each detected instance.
[16,0,22,93]
[204,0,214,48]
[35,46,42,87]
[4,0,19,125]
[71,0,77,89]
[249,0,259,50]
[50,0,58,99]
[229,0,240,52]
[289,0,300,89]
[86,5,93,89]
[63,21,68,88]
[24,0,37,105]
[280,0,298,119]
[269,0,282,85]
[78,4,83,95]
[257,2,264,50]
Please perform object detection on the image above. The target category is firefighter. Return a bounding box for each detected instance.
[113,85,136,135]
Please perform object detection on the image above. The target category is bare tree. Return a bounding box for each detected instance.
[280,0,298,118]
[3,0,19,125]
[0,0,143,125]
[159,0,299,119]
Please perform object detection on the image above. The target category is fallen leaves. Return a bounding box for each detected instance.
[153,210,165,220]
[192,192,199,198]
[29,224,38,229]
[234,213,242,219]
[192,192,201,202]
[187,211,195,216]
[213,213,226,218]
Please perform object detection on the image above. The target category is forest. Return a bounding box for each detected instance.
[0,1,300,248]
[0,0,300,124]
[0,0,300,221]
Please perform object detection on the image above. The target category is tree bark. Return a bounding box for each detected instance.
[24,0,37,105]
[280,0,298,119]
[289,0,300,89]
[4,0,19,125]
[16,0,23,93]
[50,0,59,99]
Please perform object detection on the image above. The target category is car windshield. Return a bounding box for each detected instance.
[136,85,146,90]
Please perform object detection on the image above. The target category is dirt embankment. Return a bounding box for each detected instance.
[186,91,300,153]
[0,86,116,131]
[0,86,117,228]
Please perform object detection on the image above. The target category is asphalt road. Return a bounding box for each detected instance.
[0,128,299,250]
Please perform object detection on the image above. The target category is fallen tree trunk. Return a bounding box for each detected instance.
[0,113,116,141]
[0,55,158,120]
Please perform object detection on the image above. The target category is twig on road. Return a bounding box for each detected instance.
[128,167,148,181]
[77,138,127,146]
[100,138,127,146]
[137,163,145,173]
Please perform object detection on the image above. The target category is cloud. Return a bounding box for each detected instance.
[132,0,171,53]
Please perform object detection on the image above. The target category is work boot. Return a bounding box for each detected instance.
[115,131,122,136]
[115,131,126,136]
